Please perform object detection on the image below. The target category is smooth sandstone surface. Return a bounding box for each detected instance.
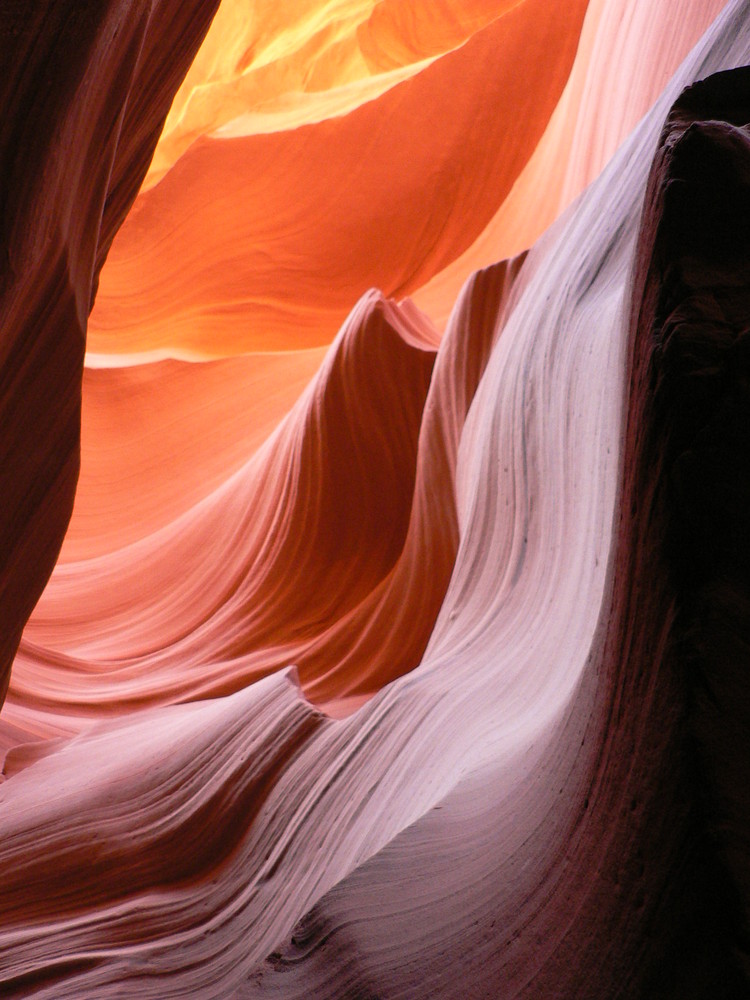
[87,0,588,358]
[1,1,749,998]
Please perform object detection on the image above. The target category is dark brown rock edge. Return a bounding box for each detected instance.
[625,67,750,996]
[0,2,219,703]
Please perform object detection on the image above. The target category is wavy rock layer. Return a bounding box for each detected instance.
[145,0,527,188]
[63,0,726,576]
[87,0,588,358]
[2,1,750,999]
[412,0,728,324]
[65,350,327,560]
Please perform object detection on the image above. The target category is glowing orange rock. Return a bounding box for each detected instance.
[88,0,588,358]
[146,0,526,188]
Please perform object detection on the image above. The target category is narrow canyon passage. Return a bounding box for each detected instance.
[0,2,748,997]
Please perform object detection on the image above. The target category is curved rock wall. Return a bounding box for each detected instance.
[1,1,749,997]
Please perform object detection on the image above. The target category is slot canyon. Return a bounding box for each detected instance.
[0,2,749,996]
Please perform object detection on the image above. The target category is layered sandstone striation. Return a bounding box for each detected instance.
[1,1,749,998]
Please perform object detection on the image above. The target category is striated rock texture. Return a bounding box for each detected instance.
[1,1,750,998]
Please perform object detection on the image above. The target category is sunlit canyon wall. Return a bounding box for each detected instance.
[1,1,749,996]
